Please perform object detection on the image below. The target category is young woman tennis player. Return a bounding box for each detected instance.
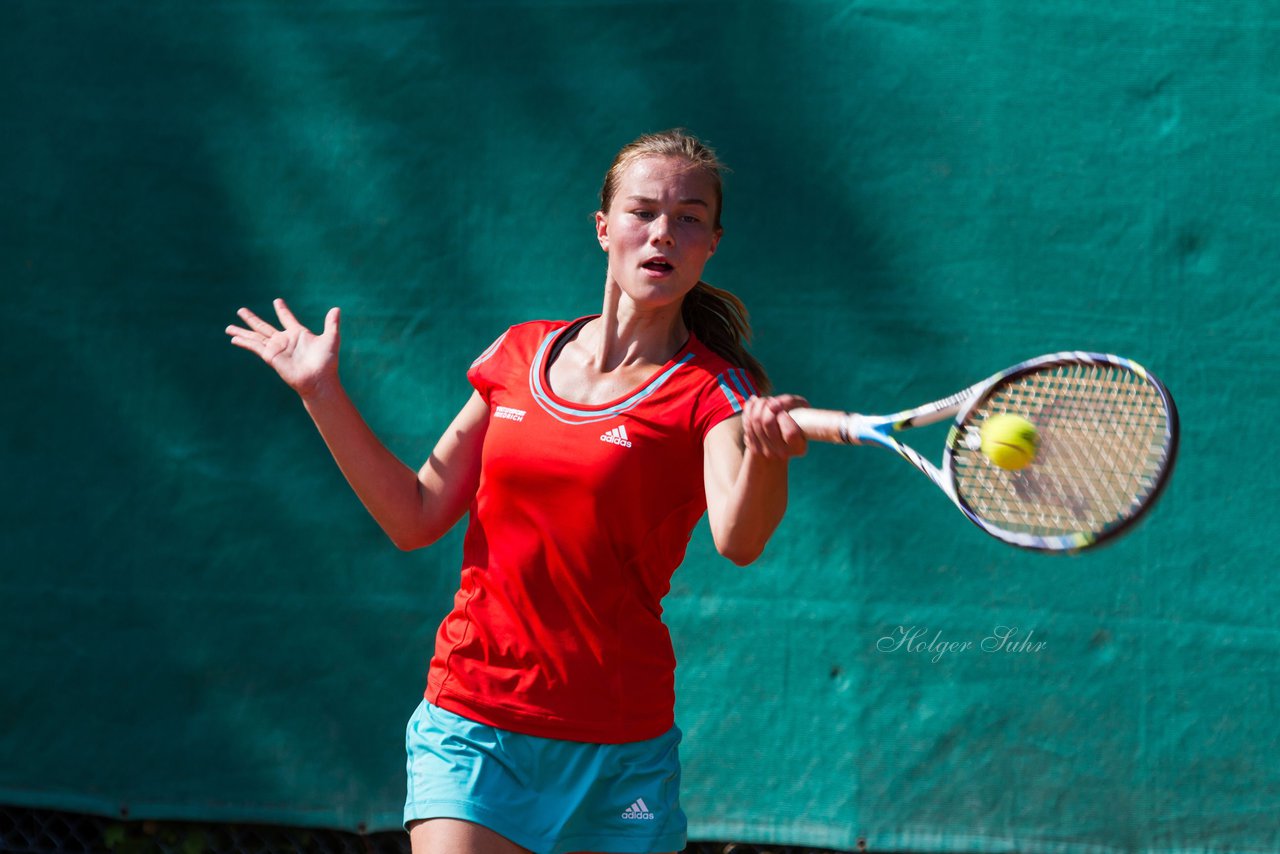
[226,129,808,854]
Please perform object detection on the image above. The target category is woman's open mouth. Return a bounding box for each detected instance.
[642,258,674,274]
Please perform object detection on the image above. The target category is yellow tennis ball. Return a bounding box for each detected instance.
[980,413,1039,470]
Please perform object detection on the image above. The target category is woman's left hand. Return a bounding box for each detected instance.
[741,394,810,460]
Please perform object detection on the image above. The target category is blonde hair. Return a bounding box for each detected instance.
[599,129,771,394]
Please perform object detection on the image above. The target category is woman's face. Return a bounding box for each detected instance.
[595,155,722,312]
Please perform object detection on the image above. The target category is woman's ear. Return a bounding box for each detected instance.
[708,226,723,257]
[595,210,609,252]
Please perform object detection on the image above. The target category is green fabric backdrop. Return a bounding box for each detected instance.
[3,1,1278,850]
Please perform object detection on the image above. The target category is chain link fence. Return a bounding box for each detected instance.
[0,805,855,854]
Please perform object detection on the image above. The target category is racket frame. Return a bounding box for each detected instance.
[791,351,1180,553]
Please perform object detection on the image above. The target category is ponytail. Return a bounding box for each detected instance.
[682,280,771,395]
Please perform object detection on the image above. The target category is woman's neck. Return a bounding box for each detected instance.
[589,284,688,373]
[543,286,690,407]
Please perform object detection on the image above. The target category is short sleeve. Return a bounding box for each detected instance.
[466,328,511,404]
[692,366,760,439]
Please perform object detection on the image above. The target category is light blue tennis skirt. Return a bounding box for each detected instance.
[404,700,687,854]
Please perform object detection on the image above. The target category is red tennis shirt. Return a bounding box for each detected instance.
[424,317,758,743]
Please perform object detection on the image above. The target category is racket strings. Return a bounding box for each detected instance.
[952,363,1172,539]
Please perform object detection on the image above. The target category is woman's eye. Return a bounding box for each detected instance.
[632,210,655,220]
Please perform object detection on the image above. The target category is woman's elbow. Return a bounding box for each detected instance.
[714,532,768,566]
[723,547,763,567]
[390,531,427,552]
[388,521,445,552]
[389,487,466,551]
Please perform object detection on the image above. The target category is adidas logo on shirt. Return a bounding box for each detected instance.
[621,798,655,820]
[600,425,633,448]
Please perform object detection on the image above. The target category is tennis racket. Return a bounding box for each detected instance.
[789,352,1179,553]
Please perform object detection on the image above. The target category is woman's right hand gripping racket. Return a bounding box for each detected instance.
[789,352,1180,553]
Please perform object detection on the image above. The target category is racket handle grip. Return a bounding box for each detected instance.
[789,408,868,445]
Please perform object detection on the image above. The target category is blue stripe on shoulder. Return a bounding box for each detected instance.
[717,374,743,413]
[727,369,755,401]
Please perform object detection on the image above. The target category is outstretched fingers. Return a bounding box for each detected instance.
[225,307,274,357]
[226,300,344,397]
[226,306,273,349]
[273,297,305,331]
[235,306,279,337]
[225,324,259,350]
[323,306,341,340]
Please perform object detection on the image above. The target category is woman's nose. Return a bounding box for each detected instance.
[650,216,674,246]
